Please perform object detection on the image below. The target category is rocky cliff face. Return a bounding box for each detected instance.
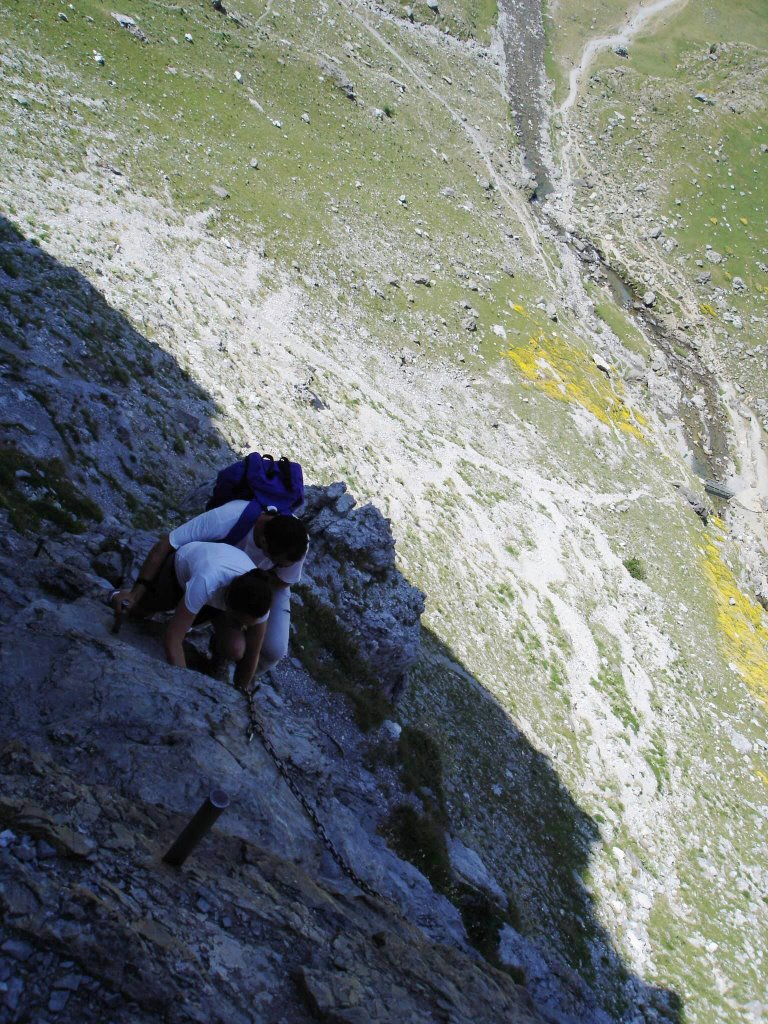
[0,198,611,1024]
[299,484,426,701]
[0,529,541,1024]
[1,1,767,1022]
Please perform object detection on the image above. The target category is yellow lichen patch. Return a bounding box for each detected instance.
[700,533,768,706]
[757,770,768,789]
[504,332,647,439]
[700,304,718,318]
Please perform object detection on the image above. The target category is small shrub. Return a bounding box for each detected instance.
[398,726,447,820]
[0,444,103,534]
[109,363,131,386]
[0,252,20,278]
[454,883,508,965]
[623,556,646,581]
[378,804,451,890]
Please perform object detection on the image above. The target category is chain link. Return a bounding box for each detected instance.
[245,691,383,900]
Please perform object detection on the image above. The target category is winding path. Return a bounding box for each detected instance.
[551,0,768,548]
[345,0,557,287]
[558,0,688,116]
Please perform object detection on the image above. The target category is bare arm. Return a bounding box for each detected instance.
[233,619,268,692]
[163,601,197,668]
[114,534,173,612]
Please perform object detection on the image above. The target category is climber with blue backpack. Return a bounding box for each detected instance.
[112,452,309,689]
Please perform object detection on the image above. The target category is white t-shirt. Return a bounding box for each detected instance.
[169,501,306,585]
[173,541,270,618]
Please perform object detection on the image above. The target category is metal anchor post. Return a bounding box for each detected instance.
[162,789,230,867]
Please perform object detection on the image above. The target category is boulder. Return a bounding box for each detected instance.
[111,13,148,41]
[673,483,711,524]
[299,484,425,699]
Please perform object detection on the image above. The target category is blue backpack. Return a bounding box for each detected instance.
[207,452,305,546]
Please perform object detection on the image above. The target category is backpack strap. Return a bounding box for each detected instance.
[222,499,264,546]
[277,456,292,489]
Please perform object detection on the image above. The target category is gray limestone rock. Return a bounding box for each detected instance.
[111,13,148,41]
[0,594,542,1024]
[320,61,356,101]
[300,484,425,699]
[673,483,711,524]
[447,836,507,905]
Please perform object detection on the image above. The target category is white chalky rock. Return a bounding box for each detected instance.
[382,720,402,741]
[593,354,611,374]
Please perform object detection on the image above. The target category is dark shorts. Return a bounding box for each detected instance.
[133,550,183,616]
[133,550,219,625]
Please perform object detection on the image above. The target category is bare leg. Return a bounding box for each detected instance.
[257,587,291,674]
[212,617,247,662]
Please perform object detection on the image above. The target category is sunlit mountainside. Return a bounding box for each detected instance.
[1,1,766,1022]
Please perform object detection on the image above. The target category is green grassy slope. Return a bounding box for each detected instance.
[559,0,768,403]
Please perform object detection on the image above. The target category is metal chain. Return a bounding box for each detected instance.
[245,691,382,901]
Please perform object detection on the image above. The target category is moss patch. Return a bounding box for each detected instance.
[700,522,768,707]
[503,308,648,439]
[0,443,103,534]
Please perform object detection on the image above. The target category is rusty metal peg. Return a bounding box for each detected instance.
[162,789,230,868]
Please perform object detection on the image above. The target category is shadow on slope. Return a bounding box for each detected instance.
[296,492,683,1023]
[405,626,684,1023]
[0,217,680,1023]
[0,214,226,543]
